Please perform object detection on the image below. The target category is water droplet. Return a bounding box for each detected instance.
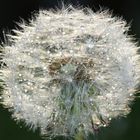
[108,117,112,121]
[69,50,73,53]
[43,66,47,70]
[27,52,31,56]
[107,57,110,60]
[62,32,66,35]
[47,51,50,54]
[103,124,107,127]
[27,82,33,86]
[18,73,22,77]
[24,89,28,93]
[89,98,93,102]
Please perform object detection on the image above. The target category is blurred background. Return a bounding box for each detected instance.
[0,0,140,140]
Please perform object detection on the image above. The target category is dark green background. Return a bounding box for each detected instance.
[0,0,140,140]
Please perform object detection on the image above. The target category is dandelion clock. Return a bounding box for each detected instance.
[0,6,140,139]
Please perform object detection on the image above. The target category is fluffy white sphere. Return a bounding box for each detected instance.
[0,6,140,139]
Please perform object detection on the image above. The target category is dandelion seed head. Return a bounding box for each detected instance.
[0,6,140,138]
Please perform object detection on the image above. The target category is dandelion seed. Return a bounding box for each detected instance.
[0,6,140,139]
